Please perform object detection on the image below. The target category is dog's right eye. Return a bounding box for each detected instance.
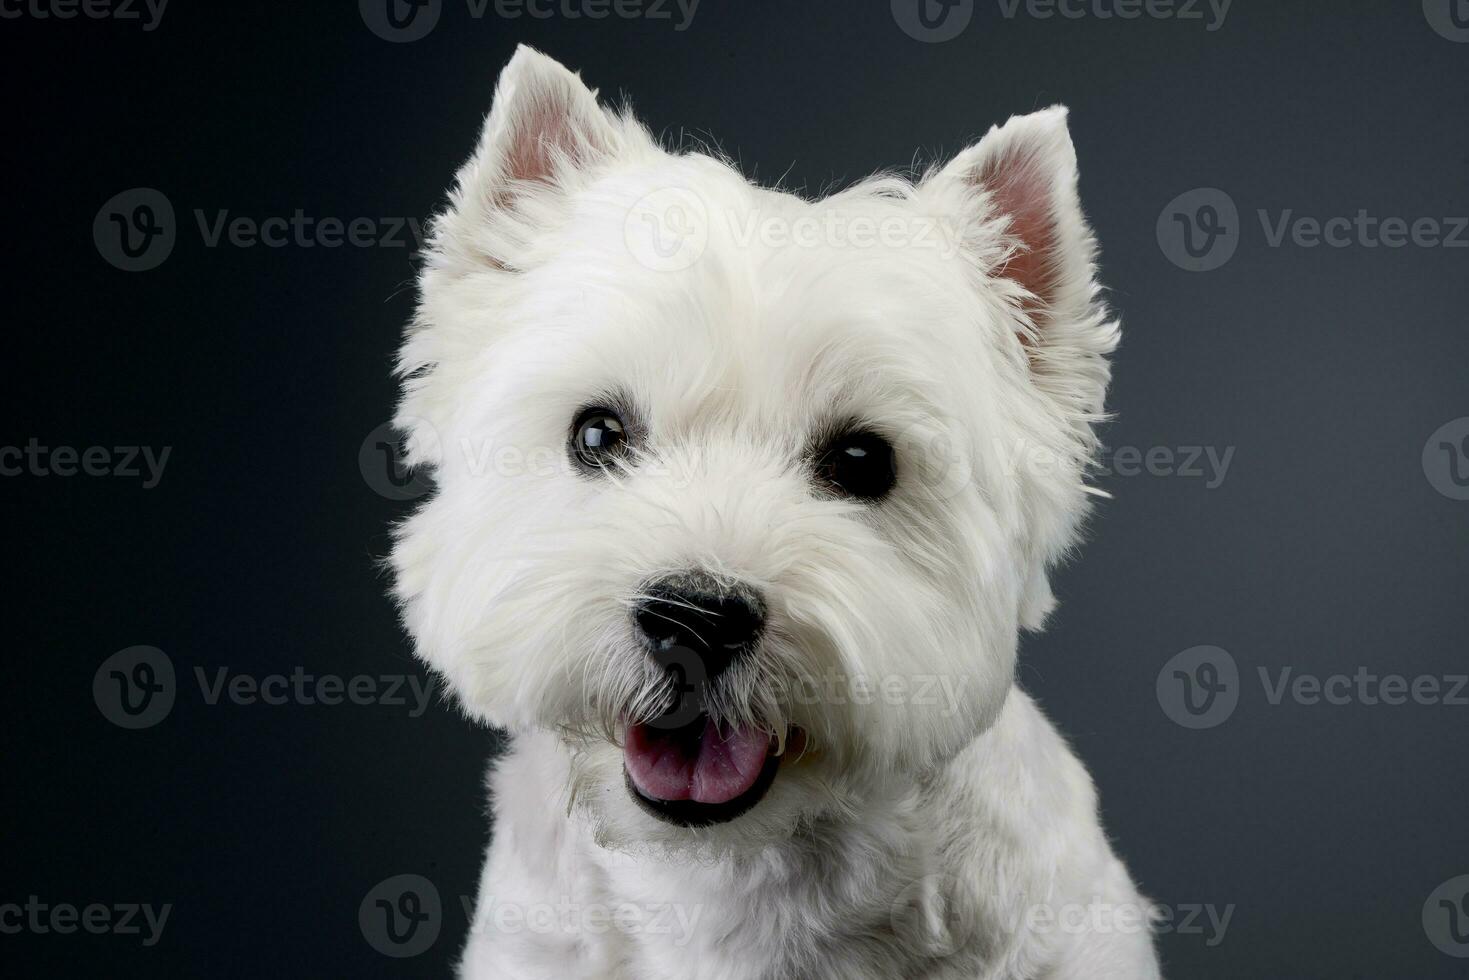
[571,408,629,472]
[814,429,897,501]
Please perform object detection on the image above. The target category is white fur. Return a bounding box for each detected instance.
[391,46,1160,979]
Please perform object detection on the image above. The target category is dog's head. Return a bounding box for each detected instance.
[392,47,1116,853]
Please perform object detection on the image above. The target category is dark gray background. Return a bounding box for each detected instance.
[3,1,1466,976]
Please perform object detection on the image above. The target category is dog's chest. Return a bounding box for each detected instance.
[590,825,962,980]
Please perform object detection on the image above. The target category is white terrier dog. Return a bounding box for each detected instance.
[391,46,1161,980]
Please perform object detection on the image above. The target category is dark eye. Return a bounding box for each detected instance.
[571,408,629,472]
[814,429,896,500]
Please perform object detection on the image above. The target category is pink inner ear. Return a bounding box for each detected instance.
[502,103,576,187]
[977,150,1059,337]
[499,88,602,193]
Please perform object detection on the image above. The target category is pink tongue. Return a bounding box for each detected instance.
[625,718,771,805]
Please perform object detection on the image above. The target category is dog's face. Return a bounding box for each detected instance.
[392,47,1116,852]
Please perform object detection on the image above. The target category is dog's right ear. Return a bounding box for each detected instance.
[431,45,631,272]
[399,48,644,468]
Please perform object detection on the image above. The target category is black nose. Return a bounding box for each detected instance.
[634,577,765,680]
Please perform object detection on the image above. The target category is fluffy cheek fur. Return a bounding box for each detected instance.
[392,320,1027,848]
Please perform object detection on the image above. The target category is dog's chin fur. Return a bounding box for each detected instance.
[390,45,1160,980]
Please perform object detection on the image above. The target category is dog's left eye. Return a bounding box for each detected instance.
[814,430,896,500]
[571,408,629,471]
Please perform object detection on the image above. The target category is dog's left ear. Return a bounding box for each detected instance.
[469,45,620,208]
[936,107,1117,417]
[935,108,1118,629]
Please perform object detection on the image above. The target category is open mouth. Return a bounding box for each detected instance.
[623,714,791,827]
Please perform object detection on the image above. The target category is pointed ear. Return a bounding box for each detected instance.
[400,48,643,464]
[473,45,619,197]
[938,108,1119,631]
[940,106,1093,323]
[937,106,1116,411]
[432,46,633,271]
